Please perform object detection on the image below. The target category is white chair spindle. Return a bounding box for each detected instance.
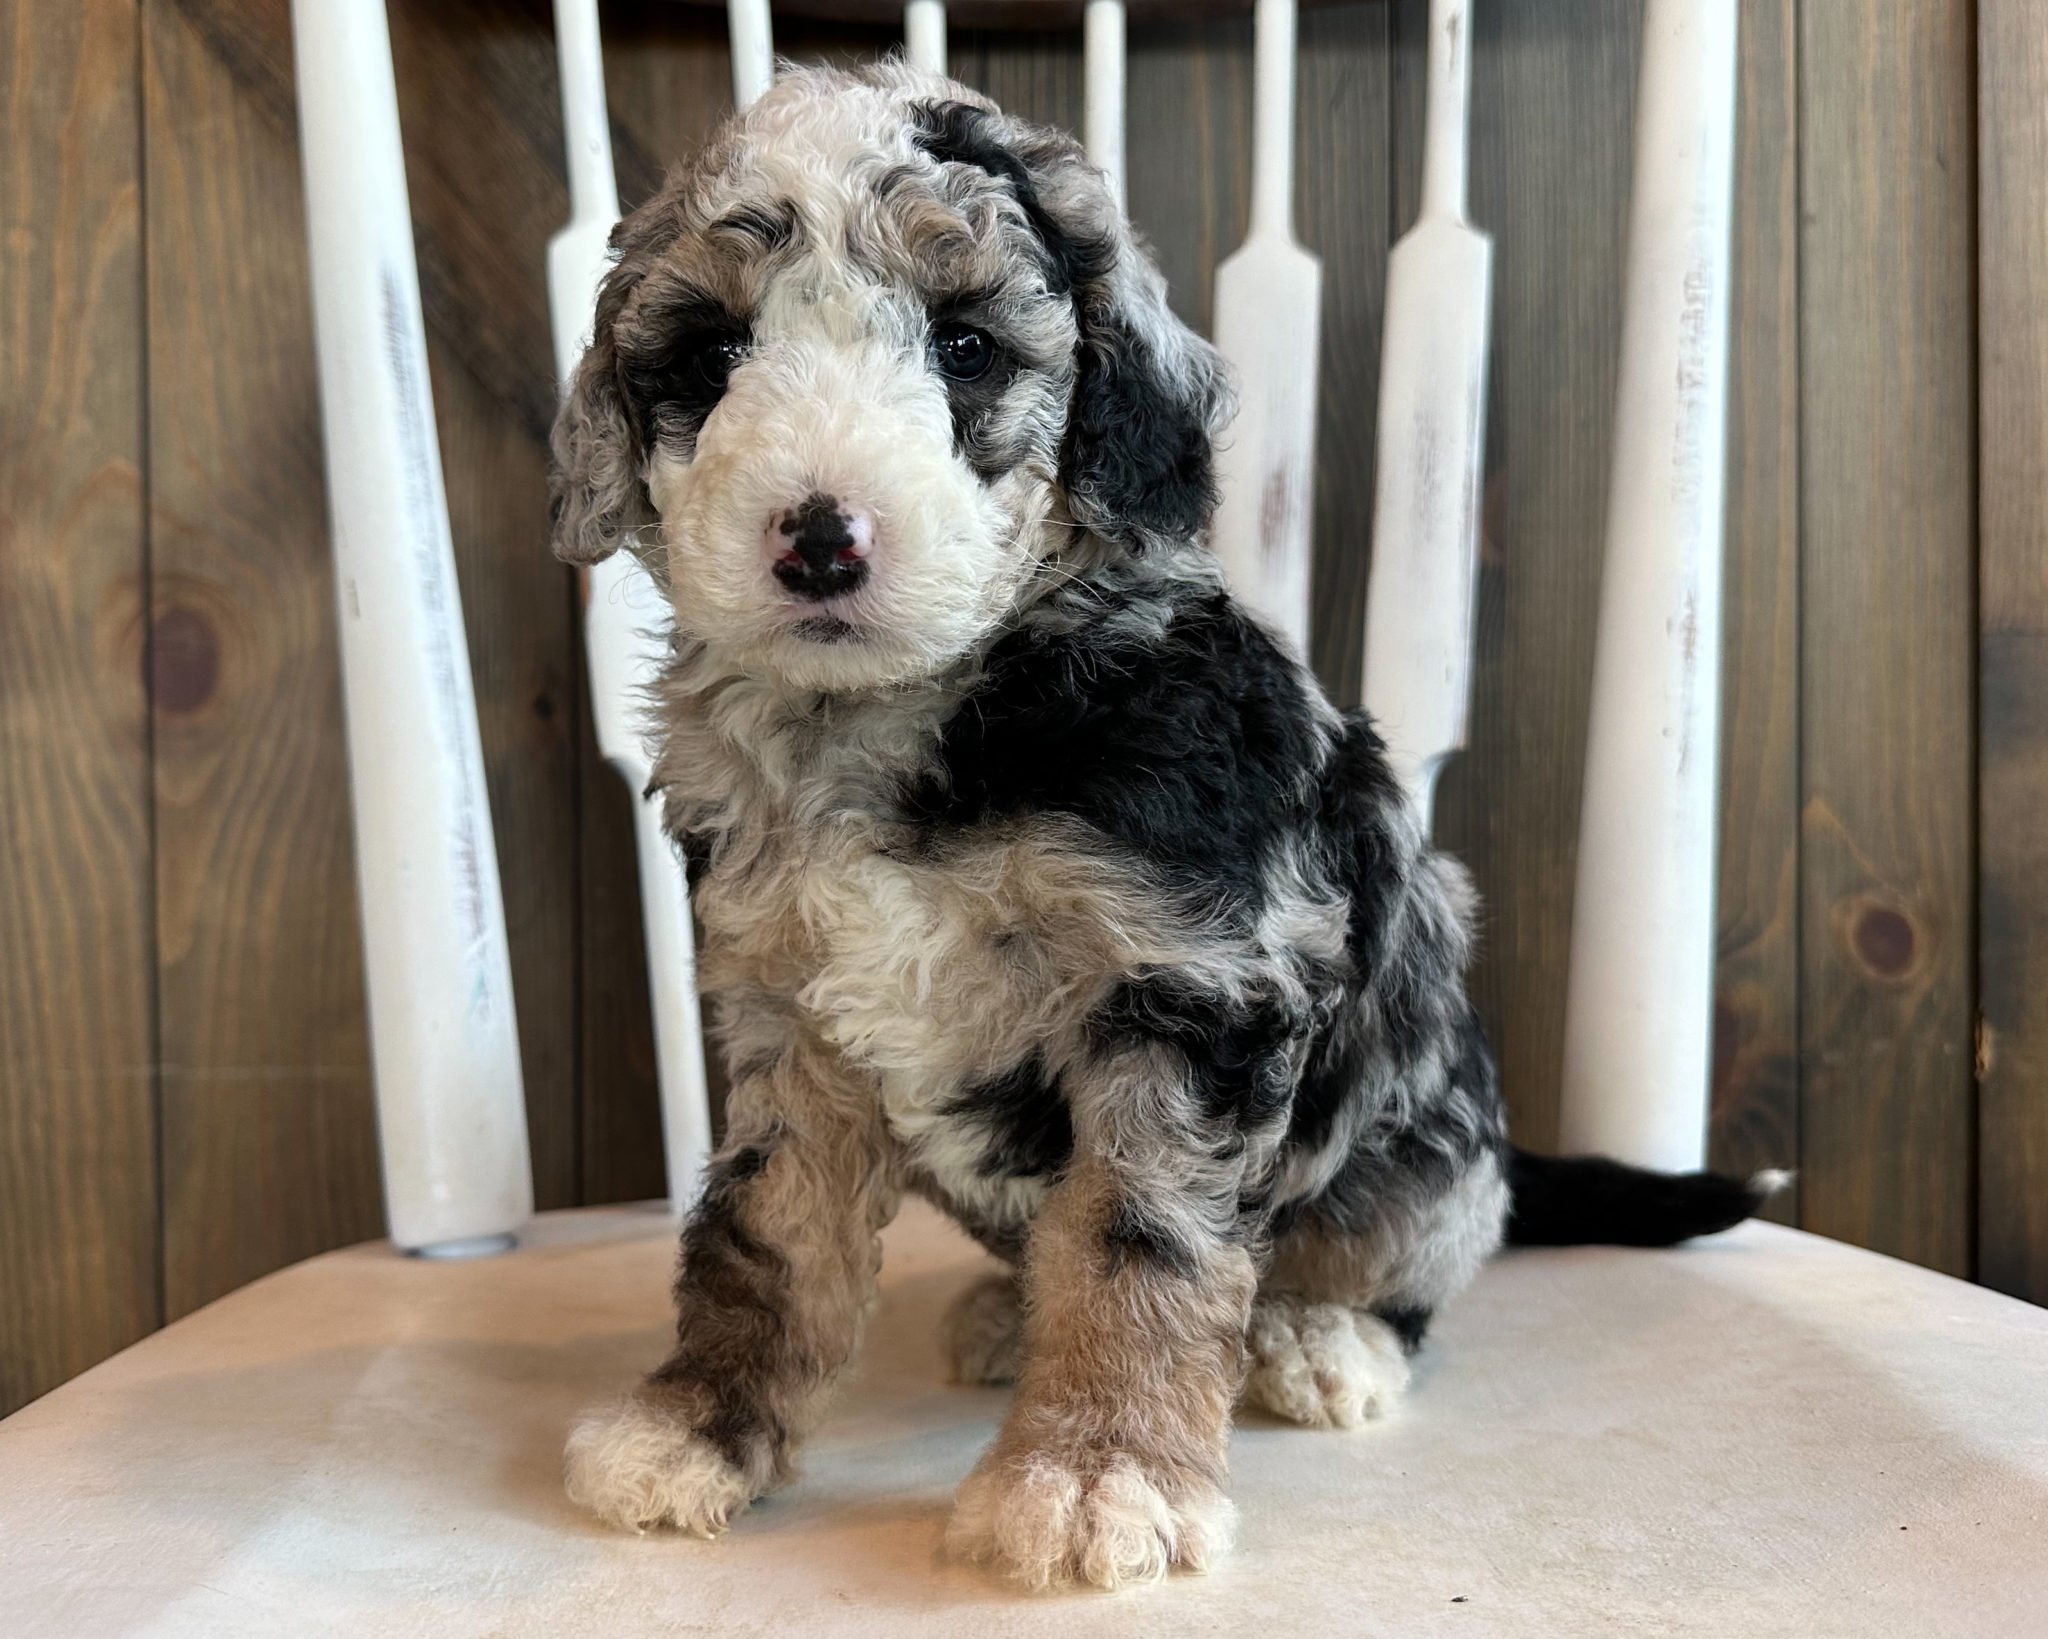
[1558,0,1739,1171]
[549,0,715,1218]
[1083,0,1127,204]
[905,1,947,75]
[1360,0,1490,831]
[729,0,776,110]
[1211,0,1320,656]
[290,0,533,1255]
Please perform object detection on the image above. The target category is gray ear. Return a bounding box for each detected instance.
[909,98,1233,553]
[549,261,658,567]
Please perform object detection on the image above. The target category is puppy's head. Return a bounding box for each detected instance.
[551,64,1228,693]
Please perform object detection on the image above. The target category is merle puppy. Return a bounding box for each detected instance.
[551,62,1776,1591]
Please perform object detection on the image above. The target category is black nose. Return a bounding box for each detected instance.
[769,493,870,601]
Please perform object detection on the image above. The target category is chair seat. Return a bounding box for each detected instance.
[4,1199,2044,1637]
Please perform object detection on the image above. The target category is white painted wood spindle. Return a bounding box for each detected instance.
[1558,0,1738,1171]
[549,0,714,1217]
[906,1,947,75]
[729,0,775,110]
[1083,0,1126,204]
[1360,0,1490,830]
[290,0,533,1255]
[1210,0,1320,655]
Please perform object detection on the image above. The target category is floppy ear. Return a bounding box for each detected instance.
[549,255,659,568]
[912,101,1233,552]
[1062,234,1235,552]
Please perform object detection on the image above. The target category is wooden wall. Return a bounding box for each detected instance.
[4,0,2041,1417]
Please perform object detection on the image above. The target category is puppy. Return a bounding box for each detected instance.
[550,62,1779,1591]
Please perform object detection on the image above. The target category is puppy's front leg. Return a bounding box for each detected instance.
[566,1041,897,1535]
[949,1047,1255,1590]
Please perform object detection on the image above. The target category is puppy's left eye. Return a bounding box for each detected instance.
[931,322,996,382]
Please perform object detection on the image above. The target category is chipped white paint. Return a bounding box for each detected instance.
[1083,0,1126,204]
[905,1,947,76]
[1559,0,1738,1172]
[1211,0,1322,656]
[1360,0,1489,828]
[291,0,532,1252]
[728,0,775,111]
[550,0,714,1216]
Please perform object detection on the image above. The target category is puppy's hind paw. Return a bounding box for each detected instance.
[1243,1297,1411,1430]
[948,1447,1234,1592]
[942,1271,1025,1386]
[564,1392,759,1537]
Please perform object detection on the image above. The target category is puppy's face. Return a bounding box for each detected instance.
[552,65,1228,693]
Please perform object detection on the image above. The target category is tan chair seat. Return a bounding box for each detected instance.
[4,1198,2044,1636]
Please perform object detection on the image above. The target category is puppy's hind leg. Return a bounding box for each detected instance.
[1245,1152,1509,1430]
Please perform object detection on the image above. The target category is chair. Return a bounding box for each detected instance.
[5,3,2044,1634]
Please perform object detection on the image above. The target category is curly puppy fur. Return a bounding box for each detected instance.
[552,63,1782,1591]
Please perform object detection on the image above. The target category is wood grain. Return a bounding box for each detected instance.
[1797,0,1975,1275]
[1423,0,1642,1150]
[1294,1,1392,706]
[0,0,160,1418]
[144,0,383,1315]
[1976,0,2048,1305]
[1707,0,1800,1214]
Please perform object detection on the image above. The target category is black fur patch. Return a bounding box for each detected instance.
[653,1147,801,1469]
[1372,1304,1433,1354]
[1102,1198,1199,1280]
[943,1056,1074,1180]
[1092,975,1298,1130]
[909,586,1322,910]
[1062,312,1219,549]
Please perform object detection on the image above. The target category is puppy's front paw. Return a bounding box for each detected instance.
[1243,1297,1410,1429]
[564,1392,759,1537]
[947,1445,1234,1591]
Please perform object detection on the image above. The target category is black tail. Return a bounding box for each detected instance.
[1504,1147,1790,1248]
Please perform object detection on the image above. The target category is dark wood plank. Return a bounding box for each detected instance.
[1977,0,2048,1305]
[1422,0,1642,1150]
[1797,0,1975,1275]
[144,0,383,1315]
[1295,2,1392,707]
[0,0,160,1418]
[1708,0,1800,1214]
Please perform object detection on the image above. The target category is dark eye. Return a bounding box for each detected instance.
[931,321,995,382]
[679,330,748,398]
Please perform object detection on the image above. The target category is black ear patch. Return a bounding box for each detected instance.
[1065,313,1221,549]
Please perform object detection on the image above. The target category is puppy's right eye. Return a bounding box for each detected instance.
[931,322,996,383]
[672,330,749,402]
